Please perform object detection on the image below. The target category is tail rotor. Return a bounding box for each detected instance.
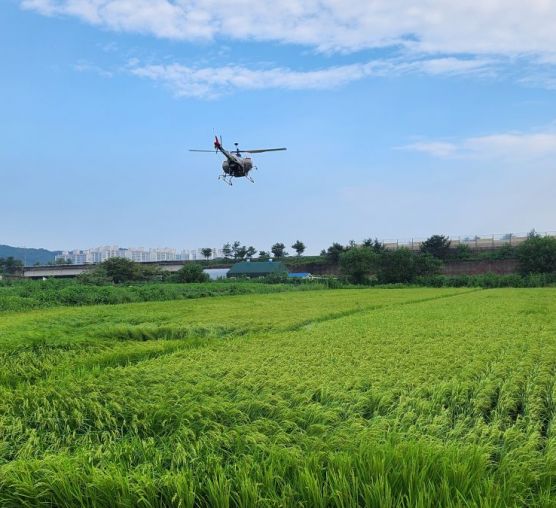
[214,135,223,151]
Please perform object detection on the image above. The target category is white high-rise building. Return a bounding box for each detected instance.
[55,246,183,265]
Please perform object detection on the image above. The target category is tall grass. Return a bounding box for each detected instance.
[0,279,327,313]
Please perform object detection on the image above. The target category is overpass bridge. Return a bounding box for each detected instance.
[22,261,231,279]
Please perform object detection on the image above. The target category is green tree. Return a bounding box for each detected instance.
[77,267,111,285]
[222,243,233,259]
[175,263,209,283]
[101,257,140,283]
[291,240,306,256]
[236,246,248,260]
[79,260,163,284]
[246,246,257,259]
[377,248,415,283]
[201,248,213,261]
[517,235,556,274]
[339,247,377,284]
[420,234,452,260]
[494,244,515,259]
[362,238,385,253]
[136,264,165,281]
[271,243,288,258]
[231,241,249,260]
[414,253,443,277]
[0,257,23,275]
[324,243,346,264]
[453,244,471,259]
[258,251,270,261]
[376,249,442,283]
[231,241,241,259]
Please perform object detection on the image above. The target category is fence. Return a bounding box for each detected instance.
[381,231,556,251]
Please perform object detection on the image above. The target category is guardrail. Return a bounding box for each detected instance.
[381,231,556,251]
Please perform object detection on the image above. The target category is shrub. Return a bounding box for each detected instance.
[374,249,442,284]
[102,257,140,283]
[174,263,209,283]
[339,247,377,284]
[517,235,556,274]
[377,248,415,283]
[261,273,289,283]
[77,268,112,285]
[414,253,443,277]
[476,244,517,260]
[451,244,472,260]
[77,258,166,284]
[136,264,166,281]
[493,244,516,259]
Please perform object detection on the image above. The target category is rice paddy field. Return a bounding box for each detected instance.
[1,287,555,506]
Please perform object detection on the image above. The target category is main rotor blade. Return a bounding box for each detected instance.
[239,148,287,153]
[189,149,217,152]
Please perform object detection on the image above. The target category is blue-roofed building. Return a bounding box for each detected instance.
[287,272,312,279]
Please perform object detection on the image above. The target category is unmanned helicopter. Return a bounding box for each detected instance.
[190,136,287,185]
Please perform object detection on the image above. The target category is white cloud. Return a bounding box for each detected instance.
[519,75,556,91]
[407,57,495,77]
[20,0,556,59]
[403,142,458,158]
[128,57,491,98]
[402,131,556,160]
[464,133,556,159]
[130,63,369,98]
[74,60,113,77]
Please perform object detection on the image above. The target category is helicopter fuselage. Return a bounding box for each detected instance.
[220,148,253,177]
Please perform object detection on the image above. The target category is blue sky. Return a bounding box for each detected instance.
[2,0,556,253]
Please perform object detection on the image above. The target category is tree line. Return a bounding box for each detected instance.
[201,241,306,260]
[337,232,556,284]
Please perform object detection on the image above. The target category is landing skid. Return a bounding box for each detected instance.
[218,174,233,186]
[218,174,255,185]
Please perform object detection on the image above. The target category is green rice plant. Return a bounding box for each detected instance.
[0,288,554,505]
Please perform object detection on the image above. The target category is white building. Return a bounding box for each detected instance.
[56,246,181,265]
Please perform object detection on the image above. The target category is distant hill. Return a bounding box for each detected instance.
[0,245,59,266]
